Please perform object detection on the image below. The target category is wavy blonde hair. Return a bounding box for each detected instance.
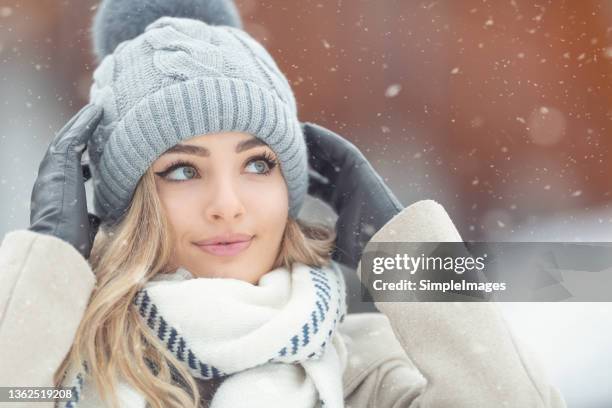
[54,165,337,408]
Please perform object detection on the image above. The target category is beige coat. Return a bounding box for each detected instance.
[0,200,566,407]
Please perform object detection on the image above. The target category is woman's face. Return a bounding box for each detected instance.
[151,132,289,284]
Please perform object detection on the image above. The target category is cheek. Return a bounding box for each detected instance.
[156,184,201,236]
[244,178,289,229]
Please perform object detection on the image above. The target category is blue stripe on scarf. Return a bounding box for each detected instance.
[272,266,344,362]
[311,310,319,333]
[135,289,226,380]
[316,291,329,311]
[310,275,331,291]
[314,283,331,300]
[316,300,325,321]
[302,323,310,346]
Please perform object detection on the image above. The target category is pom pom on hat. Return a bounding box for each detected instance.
[91,0,243,63]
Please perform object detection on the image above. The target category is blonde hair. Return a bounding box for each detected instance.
[53,166,337,408]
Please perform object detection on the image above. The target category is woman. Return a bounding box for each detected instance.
[0,0,566,407]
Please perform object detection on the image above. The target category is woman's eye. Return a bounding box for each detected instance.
[166,165,197,181]
[157,156,276,182]
[245,159,271,174]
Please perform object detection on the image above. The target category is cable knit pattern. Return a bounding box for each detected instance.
[88,16,308,224]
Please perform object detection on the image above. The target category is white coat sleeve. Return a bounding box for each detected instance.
[0,229,95,407]
[360,200,567,408]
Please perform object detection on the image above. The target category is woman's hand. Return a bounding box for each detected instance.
[28,104,103,259]
[302,122,404,270]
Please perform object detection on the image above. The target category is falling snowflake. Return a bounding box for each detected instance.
[0,7,12,17]
[384,84,402,98]
[362,223,376,236]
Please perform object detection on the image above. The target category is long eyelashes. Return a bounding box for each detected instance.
[154,152,279,182]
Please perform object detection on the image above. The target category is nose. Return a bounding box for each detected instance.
[205,177,246,221]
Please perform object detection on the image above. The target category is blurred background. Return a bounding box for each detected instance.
[1,0,611,406]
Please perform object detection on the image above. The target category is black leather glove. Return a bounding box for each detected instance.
[302,122,404,270]
[29,104,103,259]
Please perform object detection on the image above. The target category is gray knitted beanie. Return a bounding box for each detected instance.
[87,0,308,224]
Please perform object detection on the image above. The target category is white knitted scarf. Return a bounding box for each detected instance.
[59,261,348,408]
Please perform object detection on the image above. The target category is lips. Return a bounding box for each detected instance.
[194,233,253,246]
[194,237,253,257]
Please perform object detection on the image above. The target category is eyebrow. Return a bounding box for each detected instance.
[161,138,268,157]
